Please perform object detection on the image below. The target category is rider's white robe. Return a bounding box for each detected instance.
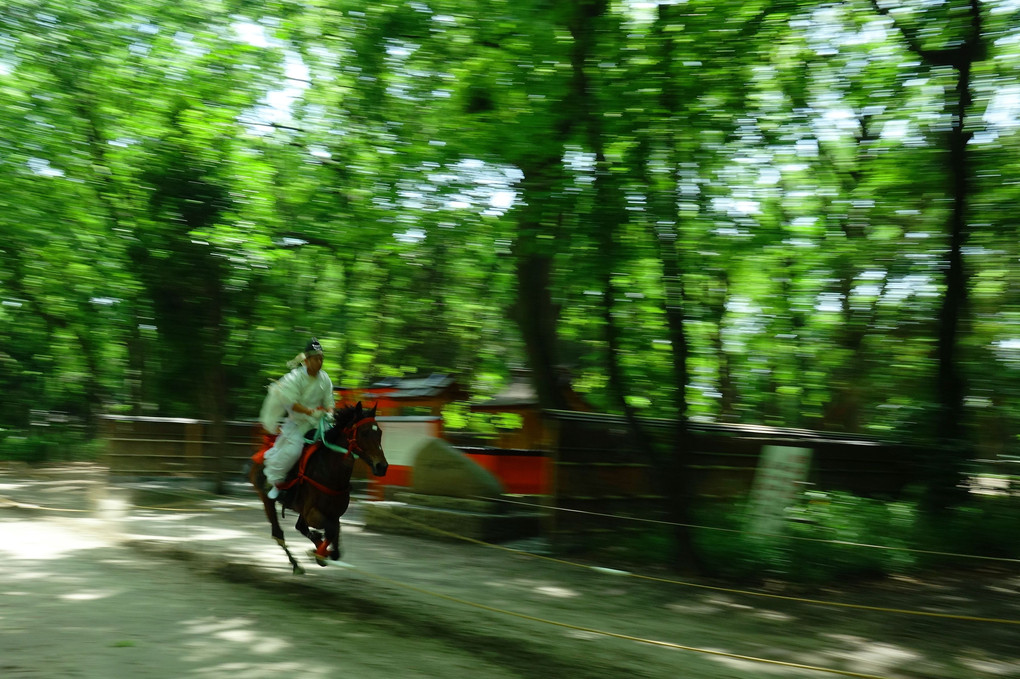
[260,365,334,486]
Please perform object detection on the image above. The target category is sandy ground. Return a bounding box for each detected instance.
[0,516,529,679]
[0,464,1017,679]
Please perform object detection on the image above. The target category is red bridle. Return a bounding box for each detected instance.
[342,416,378,460]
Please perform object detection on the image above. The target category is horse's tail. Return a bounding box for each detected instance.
[246,459,268,493]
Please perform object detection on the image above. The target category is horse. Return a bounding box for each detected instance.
[249,401,388,574]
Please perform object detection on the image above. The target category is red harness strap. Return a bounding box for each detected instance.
[253,434,275,461]
[252,438,349,497]
[277,442,348,496]
[253,415,377,497]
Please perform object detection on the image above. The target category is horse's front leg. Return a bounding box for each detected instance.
[295,515,325,552]
[324,519,342,561]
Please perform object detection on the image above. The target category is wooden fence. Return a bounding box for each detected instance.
[99,415,553,496]
[100,411,924,498]
[100,415,260,480]
[542,409,923,543]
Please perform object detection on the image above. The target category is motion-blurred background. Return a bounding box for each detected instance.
[1,0,1018,575]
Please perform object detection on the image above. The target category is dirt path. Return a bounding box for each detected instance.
[0,514,526,679]
[0,466,1017,679]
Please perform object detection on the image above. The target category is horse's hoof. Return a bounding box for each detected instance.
[293,564,305,575]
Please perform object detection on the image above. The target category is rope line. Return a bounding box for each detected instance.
[5,486,1016,625]
[0,500,89,513]
[380,508,1020,626]
[0,490,256,515]
[341,562,895,679]
[476,495,1020,564]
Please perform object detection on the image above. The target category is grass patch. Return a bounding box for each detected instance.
[0,427,103,464]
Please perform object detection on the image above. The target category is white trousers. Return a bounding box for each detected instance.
[263,420,309,485]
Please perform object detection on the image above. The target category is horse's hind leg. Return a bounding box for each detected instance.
[273,536,304,574]
[250,464,304,575]
[270,514,305,574]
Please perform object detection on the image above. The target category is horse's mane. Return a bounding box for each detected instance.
[332,402,375,430]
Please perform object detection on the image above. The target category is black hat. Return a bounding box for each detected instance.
[288,337,324,368]
[305,338,323,357]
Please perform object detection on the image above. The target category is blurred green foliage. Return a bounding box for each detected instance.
[0,0,1017,496]
[692,491,1020,583]
[0,427,103,464]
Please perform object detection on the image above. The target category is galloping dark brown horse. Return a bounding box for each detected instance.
[249,402,387,574]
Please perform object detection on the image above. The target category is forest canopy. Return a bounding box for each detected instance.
[1,0,1019,485]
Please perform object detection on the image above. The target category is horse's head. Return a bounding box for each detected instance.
[342,402,388,477]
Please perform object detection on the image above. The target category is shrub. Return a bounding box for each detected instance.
[0,427,101,464]
[690,490,1017,584]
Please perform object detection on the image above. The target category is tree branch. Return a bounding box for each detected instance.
[275,233,342,251]
[868,0,982,67]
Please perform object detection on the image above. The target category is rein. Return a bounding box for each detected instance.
[304,417,350,456]
[303,415,377,460]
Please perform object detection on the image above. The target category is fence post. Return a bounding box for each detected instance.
[540,412,560,548]
[184,421,203,478]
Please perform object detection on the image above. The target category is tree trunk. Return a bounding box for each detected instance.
[512,185,568,411]
[869,0,982,510]
[566,0,657,458]
[929,53,973,510]
[621,3,704,573]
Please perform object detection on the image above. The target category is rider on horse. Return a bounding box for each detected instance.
[260,338,335,501]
